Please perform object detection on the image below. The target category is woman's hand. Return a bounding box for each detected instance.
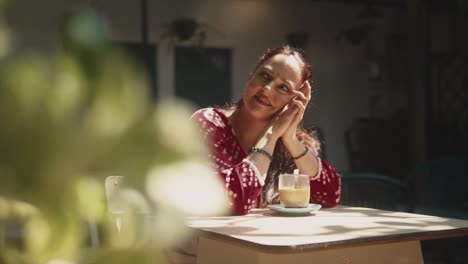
[268,101,299,140]
[260,81,311,143]
[281,81,311,142]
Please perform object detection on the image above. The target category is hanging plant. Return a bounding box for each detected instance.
[161,18,221,52]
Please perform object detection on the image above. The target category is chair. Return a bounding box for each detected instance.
[406,156,468,264]
[406,156,468,220]
[345,117,410,180]
[339,172,410,211]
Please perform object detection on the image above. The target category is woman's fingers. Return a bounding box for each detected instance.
[294,82,311,105]
[290,107,302,127]
[302,80,311,101]
[280,81,312,139]
[272,108,297,135]
[276,86,309,129]
[280,102,298,121]
[293,90,307,102]
[292,98,306,111]
[291,99,305,122]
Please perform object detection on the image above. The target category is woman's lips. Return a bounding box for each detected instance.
[254,95,272,106]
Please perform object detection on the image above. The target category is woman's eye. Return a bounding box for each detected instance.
[260,72,270,80]
[279,85,289,93]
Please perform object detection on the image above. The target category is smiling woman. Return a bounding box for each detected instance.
[191,46,341,215]
[243,53,303,120]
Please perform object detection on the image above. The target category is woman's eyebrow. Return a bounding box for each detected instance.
[261,66,273,74]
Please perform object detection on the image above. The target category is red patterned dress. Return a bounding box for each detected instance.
[192,107,341,215]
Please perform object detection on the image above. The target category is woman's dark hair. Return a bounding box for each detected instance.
[249,46,312,84]
[230,46,320,205]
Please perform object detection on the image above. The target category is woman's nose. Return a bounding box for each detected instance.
[263,81,274,92]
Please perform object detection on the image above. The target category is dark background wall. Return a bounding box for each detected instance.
[5,0,467,177]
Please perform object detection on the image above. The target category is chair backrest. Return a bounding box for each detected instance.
[345,118,410,180]
[340,172,410,211]
[406,156,468,209]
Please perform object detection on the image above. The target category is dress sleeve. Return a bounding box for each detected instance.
[192,109,263,215]
[309,159,341,207]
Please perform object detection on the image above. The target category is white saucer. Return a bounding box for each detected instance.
[268,204,322,216]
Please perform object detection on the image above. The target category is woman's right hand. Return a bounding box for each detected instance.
[268,102,299,140]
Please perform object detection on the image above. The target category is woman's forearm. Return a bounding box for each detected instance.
[246,130,279,182]
[283,137,320,177]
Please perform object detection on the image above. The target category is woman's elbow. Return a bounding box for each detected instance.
[232,200,254,215]
[321,196,340,208]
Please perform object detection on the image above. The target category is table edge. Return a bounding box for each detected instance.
[194,227,468,253]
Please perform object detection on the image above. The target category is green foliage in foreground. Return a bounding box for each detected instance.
[0,9,225,264]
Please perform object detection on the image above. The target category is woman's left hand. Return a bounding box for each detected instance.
[281,81,311,142]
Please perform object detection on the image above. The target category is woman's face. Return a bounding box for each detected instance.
[243,53,304,120]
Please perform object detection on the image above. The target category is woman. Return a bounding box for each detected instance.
[192,46,340,215]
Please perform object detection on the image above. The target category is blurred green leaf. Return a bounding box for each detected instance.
[62,10,109,53]
[0,23,11,58]
[24,204,83,263]
[0,0,8,9]
[0,9,226,264]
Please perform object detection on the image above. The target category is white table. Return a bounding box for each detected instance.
[187,206,468,264]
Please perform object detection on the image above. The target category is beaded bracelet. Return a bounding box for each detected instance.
[291,146,309,160]
[248,147,273,162]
